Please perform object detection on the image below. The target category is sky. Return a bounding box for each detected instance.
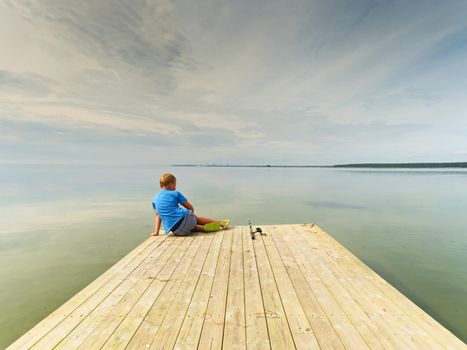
[1,0,467,165]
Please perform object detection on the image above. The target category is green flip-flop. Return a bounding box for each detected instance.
[204,222,222,232]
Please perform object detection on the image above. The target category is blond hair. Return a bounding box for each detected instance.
[160,173,176,188]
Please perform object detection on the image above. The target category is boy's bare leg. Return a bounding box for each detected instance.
[192,225,206,232]
[196,216,221,225]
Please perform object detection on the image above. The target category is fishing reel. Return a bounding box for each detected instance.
[248,220,266,240]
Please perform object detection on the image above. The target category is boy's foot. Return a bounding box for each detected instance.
[220,219,230,230]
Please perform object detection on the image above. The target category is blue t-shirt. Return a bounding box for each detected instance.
[152,190,188,234]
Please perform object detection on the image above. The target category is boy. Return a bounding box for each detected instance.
[150,173,229,236]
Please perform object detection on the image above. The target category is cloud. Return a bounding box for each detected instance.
[6,0,195,95]
[0,70,54,97]
[1,0,467,164]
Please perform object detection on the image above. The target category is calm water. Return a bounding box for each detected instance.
[0,165,466,347]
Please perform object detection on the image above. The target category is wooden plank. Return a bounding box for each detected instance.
[99,281,163,350]
[301,223,425,348]
[125,235,202,349]
[149,233,216,350]
[292,224,416,349]
[311,223,467,349]
[278,225,392,349]
[30,236,173,350]
[99,236,193,349]
[305,225,467,349]
[52,236,178,349]
[267,225,370,350]
[173,231,225,350]
[197,228,234,350]
[69,236,184,349]
[242,226,270,350]
[269,225,346,349]
[297,224,445,349]
[253,230,295,349]
[6,235,166,350]
[223,227,246,350]
[259,229,320,349]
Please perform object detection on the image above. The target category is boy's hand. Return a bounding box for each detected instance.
[149,231,159,237]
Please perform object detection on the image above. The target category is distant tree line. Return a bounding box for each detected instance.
[173,162,467,168]
[333,162,467,168]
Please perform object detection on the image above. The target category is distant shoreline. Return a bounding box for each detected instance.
[173,162,467,169]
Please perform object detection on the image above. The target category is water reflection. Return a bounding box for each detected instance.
[0,165,466,347]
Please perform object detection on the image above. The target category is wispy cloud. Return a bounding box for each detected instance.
[1,0,467,164]
[0,70,54,96]
[6,0,194,91]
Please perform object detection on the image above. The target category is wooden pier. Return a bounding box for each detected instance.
[7,224,466,349]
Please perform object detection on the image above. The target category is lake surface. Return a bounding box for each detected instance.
[0,164,466,347]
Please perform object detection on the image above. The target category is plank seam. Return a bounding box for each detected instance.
[220,227,234,350]
[145,236,206,349]
[288,225,378,349]
[307,224,460,349]
[271,225,332,350]
[274,225,351,349]
[259,231,297,349]
[29,237,172,349]
[250,226,273,350]
[56,237,180,350]
[123,236,197,349]
[162,233,216,349]
[94,237,185,349]
[193,232,226,350]
[8,237,165,350]
[241,227,247,350]
[297,225,438,349]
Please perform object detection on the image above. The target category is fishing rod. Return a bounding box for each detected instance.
[248,220,266,240]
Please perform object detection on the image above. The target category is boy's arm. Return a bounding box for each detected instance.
[181,201,194,212]
[150,211,161,236]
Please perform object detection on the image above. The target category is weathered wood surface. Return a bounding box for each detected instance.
[7,224,466,349]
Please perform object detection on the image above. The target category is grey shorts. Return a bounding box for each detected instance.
[172,211,197,236]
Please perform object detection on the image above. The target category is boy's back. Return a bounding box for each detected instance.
[152,189,188,233]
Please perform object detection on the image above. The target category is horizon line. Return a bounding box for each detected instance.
[172,162,467,168]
